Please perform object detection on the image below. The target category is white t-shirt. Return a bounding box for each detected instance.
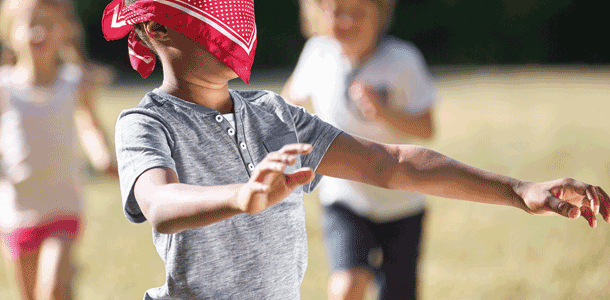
[290,36,437,221]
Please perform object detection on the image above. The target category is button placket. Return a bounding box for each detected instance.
[213,112,252,173]
[233,109,256,176]
[213,114,235,144]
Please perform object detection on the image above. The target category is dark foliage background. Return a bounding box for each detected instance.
[74,0,610,78]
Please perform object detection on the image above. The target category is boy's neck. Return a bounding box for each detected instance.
[159,75,234,114]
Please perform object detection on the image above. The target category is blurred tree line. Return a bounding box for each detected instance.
[73,0,609,78]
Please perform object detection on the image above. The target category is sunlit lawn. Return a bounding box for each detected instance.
[1,66,610,299]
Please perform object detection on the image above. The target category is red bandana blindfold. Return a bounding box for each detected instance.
[102,0,257,83]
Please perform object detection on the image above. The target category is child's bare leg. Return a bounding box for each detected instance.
[3,245,40,300]
[35,237,74,300]
[328,268,374,300]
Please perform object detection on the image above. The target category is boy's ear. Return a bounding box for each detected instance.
[144,21,170,41]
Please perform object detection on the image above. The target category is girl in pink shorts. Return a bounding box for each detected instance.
[0,0,116,298]
[2,217,81,259]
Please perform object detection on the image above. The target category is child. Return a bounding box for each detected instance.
[0,0,117,298]
[104,0,609,299]
[282,0,437,298]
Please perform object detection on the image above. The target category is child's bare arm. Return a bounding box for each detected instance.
[316,132,610,227]
[133,144,315,234]
[74,83,116,175]
[133,167,243,234]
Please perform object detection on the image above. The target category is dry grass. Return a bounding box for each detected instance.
[1,66,610,299]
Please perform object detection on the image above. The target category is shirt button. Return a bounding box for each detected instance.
[215,115,223,122]
[227,128,235,136]
[248,163,255,171]
[240,142,247,150]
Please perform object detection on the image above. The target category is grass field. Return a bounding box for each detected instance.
[1,66,610,299]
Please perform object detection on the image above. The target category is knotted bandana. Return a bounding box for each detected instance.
[102,0,257,83]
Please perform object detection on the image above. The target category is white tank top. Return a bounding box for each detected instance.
[0,64,84,230]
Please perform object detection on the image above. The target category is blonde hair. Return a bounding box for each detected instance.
[299,0,397,38]
[0,0,85,65]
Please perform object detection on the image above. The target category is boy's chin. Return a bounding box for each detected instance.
[223,69,239,80]
[191,67,238,82]
[219,70,239,82]
[226,69,239,79]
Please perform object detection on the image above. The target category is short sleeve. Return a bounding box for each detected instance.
[115,111,176,223]
[393,44,438,114]
[289,37,328,100]
[287,103,343,193]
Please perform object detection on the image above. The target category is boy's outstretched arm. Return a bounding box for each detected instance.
[316,133,610,227]
[133,144,315,234]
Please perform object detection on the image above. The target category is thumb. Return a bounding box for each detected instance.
[285,168,315,189]
[547,195,580,219]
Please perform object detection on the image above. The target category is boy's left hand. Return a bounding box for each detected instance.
[517,178,610,227]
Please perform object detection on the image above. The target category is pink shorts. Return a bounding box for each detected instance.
[2,216,81,259]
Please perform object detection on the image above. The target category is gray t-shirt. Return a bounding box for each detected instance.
[115,88,342,299]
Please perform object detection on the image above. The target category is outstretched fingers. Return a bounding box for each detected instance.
[580,206,597,228]
[278,143,313,156]
[596,186,610,223]
[546,195,580,219]
[265,152,297,166]
[585,185,600,215]
[579,184,610,225]
[285,168,315,189]
[554,178,610,225]
[251,161,286,183]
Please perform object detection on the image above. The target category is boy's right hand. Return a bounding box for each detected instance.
[236,144,315,214]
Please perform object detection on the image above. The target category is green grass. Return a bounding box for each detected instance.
[2,66,610,299]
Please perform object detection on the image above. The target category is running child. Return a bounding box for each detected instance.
[0,0,117,298]
[103,0,610,299]
[283,0,437,298]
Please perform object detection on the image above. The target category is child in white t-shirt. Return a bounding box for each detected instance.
[283,0,437,299]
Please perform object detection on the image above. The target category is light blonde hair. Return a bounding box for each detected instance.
[0,0,85,65]
[299,0,397,38]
